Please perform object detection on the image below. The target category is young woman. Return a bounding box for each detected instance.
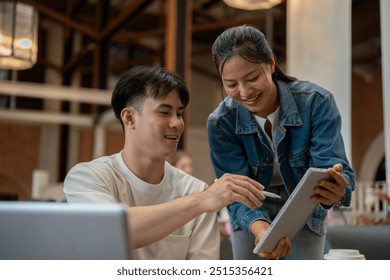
[207,25,355,260]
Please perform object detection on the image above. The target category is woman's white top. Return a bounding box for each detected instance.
[254,108,283,186]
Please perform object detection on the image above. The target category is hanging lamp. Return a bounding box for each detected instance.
[0,0,38,70]
[223,0,281,10]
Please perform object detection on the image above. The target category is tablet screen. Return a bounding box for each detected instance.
[253,167,331,254]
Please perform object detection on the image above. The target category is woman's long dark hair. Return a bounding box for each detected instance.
[212,25,296,83]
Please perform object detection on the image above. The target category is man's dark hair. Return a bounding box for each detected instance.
[111,65,190,130]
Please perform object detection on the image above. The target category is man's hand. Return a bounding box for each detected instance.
[199,174,265,212]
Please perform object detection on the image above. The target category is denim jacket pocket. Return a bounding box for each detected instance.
[288,150,310,172]
[248,162,259,177]
[248,158,273,178]
[285,149,311,192]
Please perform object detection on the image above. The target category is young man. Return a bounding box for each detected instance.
[64,65,265,260]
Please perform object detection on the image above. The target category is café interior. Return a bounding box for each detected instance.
[0,0,389,260]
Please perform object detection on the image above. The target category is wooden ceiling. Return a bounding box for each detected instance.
[20,0,380,87]
[8,0,382,181]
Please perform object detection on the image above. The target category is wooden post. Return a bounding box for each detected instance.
[165,0,192,151]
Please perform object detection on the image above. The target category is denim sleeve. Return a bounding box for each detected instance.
[207,118,270,234]
[309,92,355,207]
[228,202,271,234]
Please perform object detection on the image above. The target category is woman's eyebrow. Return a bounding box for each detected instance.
[223,68,258,82]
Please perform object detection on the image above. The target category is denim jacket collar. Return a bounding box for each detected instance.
[235,80,303,135]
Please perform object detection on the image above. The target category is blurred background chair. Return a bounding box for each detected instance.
[31,169,66,202]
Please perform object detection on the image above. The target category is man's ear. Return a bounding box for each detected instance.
[121,107,136,128]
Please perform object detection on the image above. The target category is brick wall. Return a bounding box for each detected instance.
[0,123,40,200]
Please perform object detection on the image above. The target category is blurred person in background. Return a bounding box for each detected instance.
[357,188,390,225]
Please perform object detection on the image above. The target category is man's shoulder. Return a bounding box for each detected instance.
[67,154,119,176]
[166,164,209,192]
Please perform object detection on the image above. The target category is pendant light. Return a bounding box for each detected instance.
[0,0,38,70]
[223,0,281,10]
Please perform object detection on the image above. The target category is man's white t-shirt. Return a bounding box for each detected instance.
[64,152,220,260]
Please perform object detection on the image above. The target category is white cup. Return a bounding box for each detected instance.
[324,249,365,260]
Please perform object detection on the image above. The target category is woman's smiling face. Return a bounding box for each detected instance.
[220,55,279,117]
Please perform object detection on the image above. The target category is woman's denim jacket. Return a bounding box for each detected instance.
[207,80,355,236]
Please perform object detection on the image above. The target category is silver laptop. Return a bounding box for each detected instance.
[0,201,132,260]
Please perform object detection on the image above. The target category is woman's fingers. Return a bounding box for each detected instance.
[259,237,291,259]
[312,165,348,205]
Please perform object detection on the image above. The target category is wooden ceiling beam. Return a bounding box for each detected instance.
[192,6,221,22]
[111,28,165,42]
[109,55,162,70]
[192,18,263,33]
[98,0,155,41]
[64,43,95,73]
[24,0,98,40]
[70,0,89,18]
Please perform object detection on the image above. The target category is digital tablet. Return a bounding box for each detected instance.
[253,167,331,254]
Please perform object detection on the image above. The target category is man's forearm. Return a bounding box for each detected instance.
[128,192,206,248]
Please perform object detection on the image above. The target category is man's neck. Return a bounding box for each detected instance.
[121,147,165,184]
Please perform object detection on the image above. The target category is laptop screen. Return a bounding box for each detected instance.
[0,201,132,260]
